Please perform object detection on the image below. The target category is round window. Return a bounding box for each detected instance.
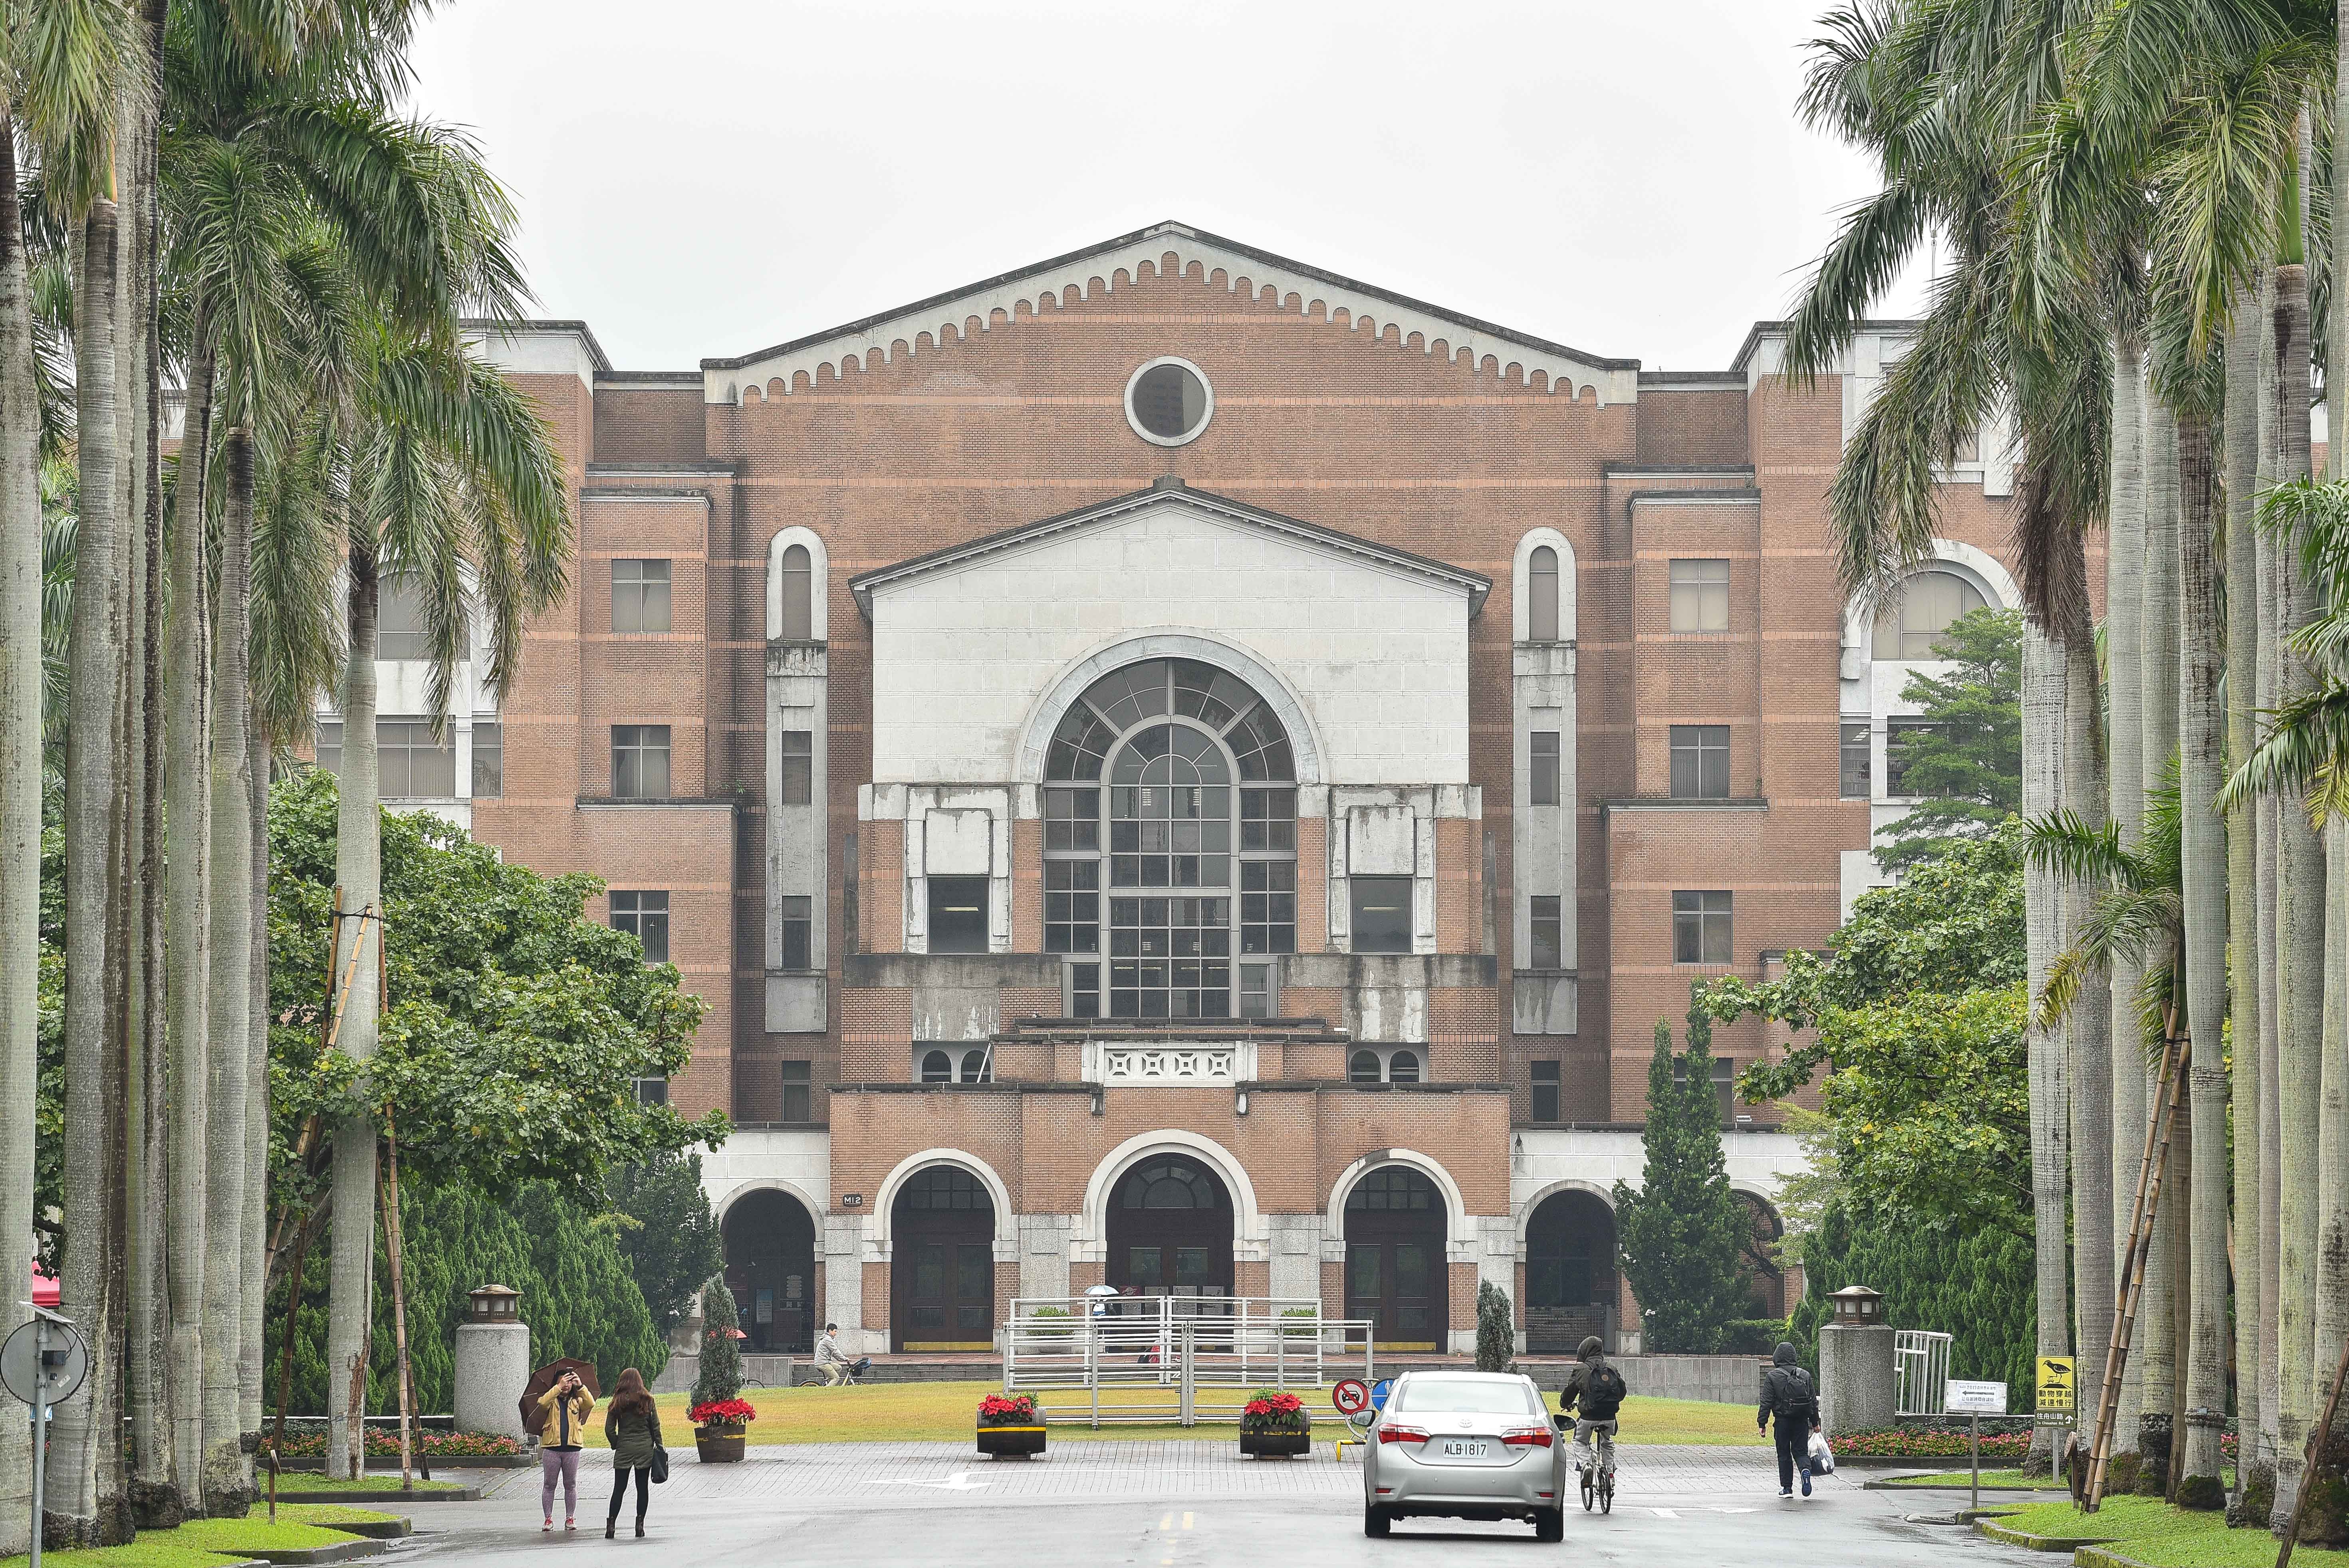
[1125,357,1213,446]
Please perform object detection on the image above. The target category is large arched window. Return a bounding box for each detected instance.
[1527,545,1559,642]
[1043,659,1297,1020]
[1873,569,1988,659]
[779,544,813,641]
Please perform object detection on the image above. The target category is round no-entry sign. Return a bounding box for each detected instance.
[1332,1378,1370,1415]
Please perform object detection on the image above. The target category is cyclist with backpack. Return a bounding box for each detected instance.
[1558,1335,1626,1485]
[1758,1341,1822,1497]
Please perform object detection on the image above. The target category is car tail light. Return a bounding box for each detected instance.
[1378,1424,1430,1445]
[1501,1425,1555,1448]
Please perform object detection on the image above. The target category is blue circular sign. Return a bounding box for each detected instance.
[1370,1378,1393,1411]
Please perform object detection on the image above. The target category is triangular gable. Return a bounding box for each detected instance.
[705,220,1641,408]
[846,481,1491,620]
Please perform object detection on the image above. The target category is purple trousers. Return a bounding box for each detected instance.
[541,1447,581,1518]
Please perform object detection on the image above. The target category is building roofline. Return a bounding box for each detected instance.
[701,219,1641,378]
[459,317,613,373]
[845,478,1492,620]
[1729,317,1928,375]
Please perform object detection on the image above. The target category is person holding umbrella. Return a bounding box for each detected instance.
[536,1367,595,1530]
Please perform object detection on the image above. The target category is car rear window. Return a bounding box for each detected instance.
[1391,1377,1540,1415]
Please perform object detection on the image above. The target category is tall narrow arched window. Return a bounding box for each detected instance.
[780,544,813,641]
[1528,546,1559,642]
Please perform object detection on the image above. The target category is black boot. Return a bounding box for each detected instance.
[605,1520,616,1539]
[634,1520,645,1538]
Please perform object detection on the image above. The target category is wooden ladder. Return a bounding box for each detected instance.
[2083,1025,2192,1512]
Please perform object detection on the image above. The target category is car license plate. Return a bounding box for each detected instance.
[1441,1439,1490,1459]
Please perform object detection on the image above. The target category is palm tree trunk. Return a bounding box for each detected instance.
[2107,334,2149,1461]
[55,198,134,1548]
[164,319,215,1511]
[2255,266,2286,1484]
[2223,279,2265,1509]
[202,427,256,1512]
[2172,406,2229,1501]
[2273,255,2324,1534]
[0,96,44,1562]
[2024,621,2071,1456]
[2321,2,2349,1512]
[2138,391,2182,1451]
[2065,544,2115,1419]
[325,553,383,1481]
[241,721,270,1438]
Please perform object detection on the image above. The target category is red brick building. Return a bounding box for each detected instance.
[409,222,2024,1356]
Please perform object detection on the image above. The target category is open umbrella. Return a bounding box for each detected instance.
[519,1358,601,1439]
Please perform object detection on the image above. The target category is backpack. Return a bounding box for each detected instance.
[1771,1365,1815,1420]
[1581,1363,1627,1419]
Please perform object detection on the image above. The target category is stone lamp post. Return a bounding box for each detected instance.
[454,1284,531,1441]
[1817,1284,1895,1436]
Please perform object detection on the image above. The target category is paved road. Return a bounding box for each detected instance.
[365,1445,2045,1568]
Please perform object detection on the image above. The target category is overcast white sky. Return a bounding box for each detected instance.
[407,0,1931,374]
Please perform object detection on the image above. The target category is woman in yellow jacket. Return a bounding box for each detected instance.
[537,1370,595,1530]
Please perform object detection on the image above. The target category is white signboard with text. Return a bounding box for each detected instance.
[1945,1379,2008,1414]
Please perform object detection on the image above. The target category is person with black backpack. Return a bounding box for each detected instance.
[1558,1335,1627,1483]
[1758,1342,1821,1497]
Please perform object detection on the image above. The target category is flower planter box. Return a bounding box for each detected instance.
[1239,1427,1310,1459]
[976,1423,1048,1458]
[694,1425,747,1463]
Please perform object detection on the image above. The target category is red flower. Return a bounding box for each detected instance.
[979,1394,1038,1424]
[688,1399,757,1425]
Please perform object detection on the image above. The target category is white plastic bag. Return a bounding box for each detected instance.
[1807,1431,1835,1475]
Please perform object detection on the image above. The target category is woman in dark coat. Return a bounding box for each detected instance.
[604,1368,663,1537]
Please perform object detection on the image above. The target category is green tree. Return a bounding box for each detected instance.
[608,1152,723,1344]
[1875,607,2022,871]
[1613,1000,1749,1354]
[1475,1282,1513,1372]
[691,1279,744,1410]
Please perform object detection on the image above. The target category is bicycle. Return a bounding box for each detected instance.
[1573,1420,1617,1514]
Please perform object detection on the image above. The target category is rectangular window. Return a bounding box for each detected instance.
[1529,895,1563,970]
[610,890,670,964]
[315,719,341,775]
[1886,719,1937,796]
[1841,721,1871,798]
[1669,724,1731,800]
[1069,962,1101,1020]
[631,1076,669,1107]
[1238,962,1274,1020]
[780,730,812,805]
[1532,1060,1561,1124]
[1239,788,1295,851]
[779,1060,811,1124]
[1045,860,1100,953]
[1045,787,1099,851]
[1108,896,1230,1018]
[927,875,989,955]
[1351,876,1414,955]
[781,896,812,970]
[470,720,502,799]
[1668,558,1730,632]
[1530,731,1561,806]
[376,575,433,660]
[1240,859,1296,955]
[611,558,672,634]
[612,725,672,799]
[1672,890,1733,965]
[1676,1055,1737,1126]
[377,718,456,799]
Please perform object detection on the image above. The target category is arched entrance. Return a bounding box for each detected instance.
[1735,1192,1786,1317]
[1343,1167,1447,1352]
[1105,1156,1234,1310]
[1525,1190,1617,1354]
[891,1167,997,1352]
[722,1189,816,1355]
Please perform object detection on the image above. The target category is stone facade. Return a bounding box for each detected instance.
[389,222,2039,1356]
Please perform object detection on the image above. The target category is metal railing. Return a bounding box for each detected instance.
[1895,1329,1952,1416]
[1003,1296,1377,1427]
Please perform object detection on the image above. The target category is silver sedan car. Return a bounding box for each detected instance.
[1361,1370,1571,1540]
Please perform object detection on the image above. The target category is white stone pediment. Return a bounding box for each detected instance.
[856,488,1482,787]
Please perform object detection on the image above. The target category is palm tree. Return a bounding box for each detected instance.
[0,78,48,1567]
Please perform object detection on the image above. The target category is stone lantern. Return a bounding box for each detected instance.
[1817,1283,1895,1436]
[454,1283,532,1441]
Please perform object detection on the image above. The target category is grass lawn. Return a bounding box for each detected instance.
[0,1506,388,1568]
[264,1473,469,1493]
[603,1382,1766,1447]
[1883,1467,2069,1489]
[1989,1496,2349,1564]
